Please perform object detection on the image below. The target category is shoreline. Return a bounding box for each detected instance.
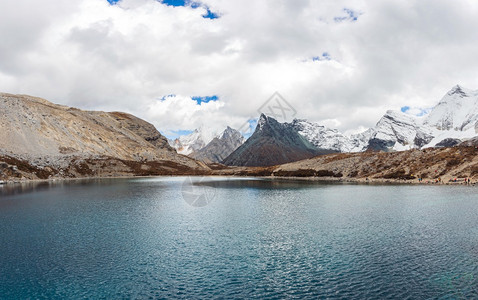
[260,176,476,186]
[1,173,475,187]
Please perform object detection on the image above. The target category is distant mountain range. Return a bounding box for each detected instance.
[172,85,478,167]
[190,127,245,163]
[290,84,478,153]
[169,127,245,163]
[358,84,478,151]
[2,86,478,180]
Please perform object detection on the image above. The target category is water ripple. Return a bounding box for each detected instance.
[1,179,478,298]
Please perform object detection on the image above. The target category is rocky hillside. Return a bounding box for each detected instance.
[190,127,245,163]
[0,93,208,180]
[214,145,478,183]
[223,114,334,167]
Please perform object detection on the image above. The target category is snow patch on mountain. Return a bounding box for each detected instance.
[289,119,358,152]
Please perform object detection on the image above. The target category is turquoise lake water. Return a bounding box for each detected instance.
[1,177,478,299]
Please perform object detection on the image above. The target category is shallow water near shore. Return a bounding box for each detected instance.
[1,177,478,298]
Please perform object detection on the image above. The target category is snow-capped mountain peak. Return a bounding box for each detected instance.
[191,126,245,163]
[424,85,478,131]
[219,126,244,142]
[446,84,476,98]
[169,127,217,155]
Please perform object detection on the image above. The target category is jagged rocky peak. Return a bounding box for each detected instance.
[222,114,329,167]
[191,126,245,163]
[220,126,245,143]
[252,113,287,138]
[447,84,473,97]
[256,113,269,131]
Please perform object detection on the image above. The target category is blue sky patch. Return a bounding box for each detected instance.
[107,0,120,5]
[401,106,431,117]
[203,8,220,19]
[244,119,257,139]
[160,0,220,19]
[165,129,194,140]
[159,94,176,101]
[334,8,361,22]
[162,0,187,6]
[236,118,257,139]
[192,95,219,105]
[312,52,331,62]
[190,1,201,8]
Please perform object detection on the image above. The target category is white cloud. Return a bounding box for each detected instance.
[1,0,478,138]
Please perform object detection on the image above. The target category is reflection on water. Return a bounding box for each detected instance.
[0,178,131,197]
[195,177,344,189]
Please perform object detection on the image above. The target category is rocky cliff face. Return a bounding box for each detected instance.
[191,127,245,163]
[222,114,333,167]
[0,93,207,179]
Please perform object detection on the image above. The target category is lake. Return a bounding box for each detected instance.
[1,177,478,298]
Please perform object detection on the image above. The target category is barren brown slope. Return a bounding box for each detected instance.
[272,147,478,180]
[0,93,208,178]
[213,146,478,182]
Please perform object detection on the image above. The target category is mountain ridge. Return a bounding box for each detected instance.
[190,126,245,163]
[0,92,208,180]
[167,84,478,167]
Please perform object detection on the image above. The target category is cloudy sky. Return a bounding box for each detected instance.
[1,0,478,138]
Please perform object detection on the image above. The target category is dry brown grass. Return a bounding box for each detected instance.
[0,155,57,179]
